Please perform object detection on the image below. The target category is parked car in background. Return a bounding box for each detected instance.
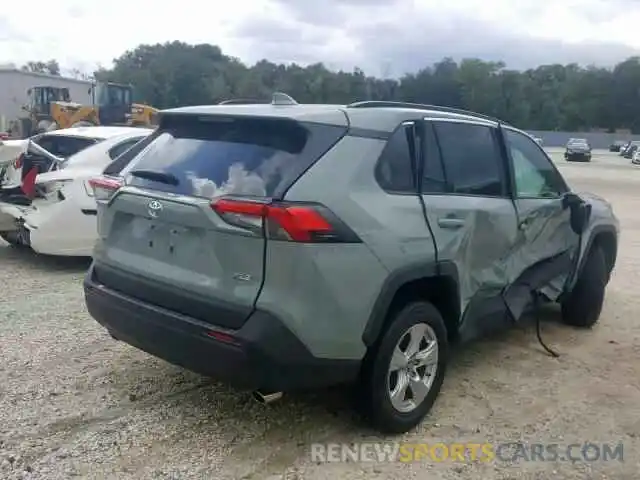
[632,149,640,165]
[0,127,152,253]
[565,138,592,162]
[619,141,632,156]
[0,127,133,196]
[622,141,640,159]
[609,140,627,152]
[83,96,618,434]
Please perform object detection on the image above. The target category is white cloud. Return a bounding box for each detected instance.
[1,0,639,74]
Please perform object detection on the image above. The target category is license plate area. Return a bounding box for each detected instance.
[131,217,185,257]
[129,216,198,260]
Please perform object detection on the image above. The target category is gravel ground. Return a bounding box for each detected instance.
[1,150,639,479]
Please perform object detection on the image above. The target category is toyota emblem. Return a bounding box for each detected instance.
[147,200,163,218]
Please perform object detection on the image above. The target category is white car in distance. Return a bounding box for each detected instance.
[0,126,152,256]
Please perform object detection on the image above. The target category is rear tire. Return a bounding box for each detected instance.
[359,301,448,434]
[561,246,607,328]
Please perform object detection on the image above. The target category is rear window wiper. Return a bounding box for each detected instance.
[130,169,180,186]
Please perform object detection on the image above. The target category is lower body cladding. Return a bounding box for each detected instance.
[0,199,97,256]
[83,263,361,394]
[565,152,591,162]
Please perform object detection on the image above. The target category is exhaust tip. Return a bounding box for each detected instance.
[252,390,283,404]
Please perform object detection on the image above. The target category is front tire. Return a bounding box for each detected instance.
[561,246,607,328]
[360,301,448,434]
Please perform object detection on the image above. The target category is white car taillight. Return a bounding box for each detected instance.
[88,176,123,201]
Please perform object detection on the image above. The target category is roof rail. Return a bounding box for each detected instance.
[217,99,267,105]
[346,101,507,124]
[218,92,300,106]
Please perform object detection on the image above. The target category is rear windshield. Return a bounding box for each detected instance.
[34,134,99,158]
[125,115,346,199]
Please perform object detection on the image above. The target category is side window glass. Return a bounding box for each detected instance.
[108,138,141,160]
[505,129,567,198]
[421,123,447,193]
[375,125,415,193]
[433,122,505,197]
[103,133,157,176]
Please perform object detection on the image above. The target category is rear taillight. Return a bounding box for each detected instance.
[211,198,361,243]
[88,176,123,201]
[14,154,23,169]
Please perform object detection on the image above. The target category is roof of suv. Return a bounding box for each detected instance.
[161,98,507,135]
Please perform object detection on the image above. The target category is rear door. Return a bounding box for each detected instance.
[94,114,346,329]
[419,118,519,337]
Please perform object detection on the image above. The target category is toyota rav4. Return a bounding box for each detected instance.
[83,95,619,434]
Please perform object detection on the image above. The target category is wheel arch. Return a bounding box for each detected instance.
[362,261,461,347]
[586,226,617,281]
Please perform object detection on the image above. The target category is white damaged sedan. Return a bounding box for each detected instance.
[0,127,152,255]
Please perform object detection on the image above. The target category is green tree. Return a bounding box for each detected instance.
[88,42,640,132]
[21,60,60,76]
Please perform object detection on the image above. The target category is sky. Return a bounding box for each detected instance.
[2,0,640,77]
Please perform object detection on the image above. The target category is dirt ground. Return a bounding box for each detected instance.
[0,150,638,479]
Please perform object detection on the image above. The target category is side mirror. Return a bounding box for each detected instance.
[562,193,591,235]
[27,88,32,95]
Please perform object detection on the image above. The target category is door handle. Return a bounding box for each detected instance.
[437,216,465,229]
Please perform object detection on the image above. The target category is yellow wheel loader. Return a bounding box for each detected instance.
[90,81,158,129]
[18,86,98,137]
[16,82,158,138]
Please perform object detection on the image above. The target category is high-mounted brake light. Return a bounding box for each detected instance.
[211,198,360,243]
[88,176,123,201]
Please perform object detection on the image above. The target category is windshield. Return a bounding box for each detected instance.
[35,134,100,158]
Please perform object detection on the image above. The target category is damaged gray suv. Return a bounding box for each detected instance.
[84,95,619,434]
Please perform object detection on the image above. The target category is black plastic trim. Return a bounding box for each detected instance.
[362,260,460,346]
[346,101,508,125]
[575,224,618,283]
[84,264,360,391]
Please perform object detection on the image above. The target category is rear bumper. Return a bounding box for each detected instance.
[0,194,97,256]
[83,263,361,391]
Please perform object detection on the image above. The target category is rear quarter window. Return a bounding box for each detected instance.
[34,135,99,158]
[124,115,346,199]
